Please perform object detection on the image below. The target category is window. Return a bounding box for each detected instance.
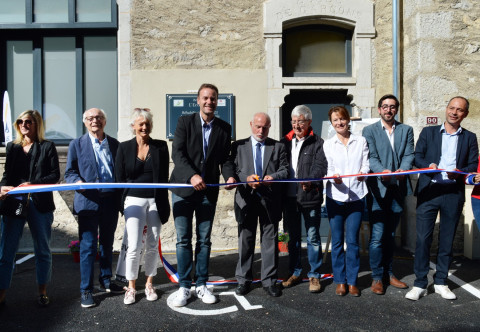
[0,0,116,27]
[0,0,117,144]
[283,25,352,77]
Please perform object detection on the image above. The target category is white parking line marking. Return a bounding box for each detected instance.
[16,254,34,265]
[167,288,263,315]
[429,261,480,299]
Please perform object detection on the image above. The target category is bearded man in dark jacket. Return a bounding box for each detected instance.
[280,105,328,293]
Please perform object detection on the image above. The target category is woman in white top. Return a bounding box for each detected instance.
[323,106,369,297]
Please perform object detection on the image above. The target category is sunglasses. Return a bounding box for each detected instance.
[16,119,34,126]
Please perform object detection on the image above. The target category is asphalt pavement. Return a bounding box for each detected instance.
[1,248,480,331]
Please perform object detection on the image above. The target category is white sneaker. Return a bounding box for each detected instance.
[145,283,158,302]
[405,286,427,301]
[124,287,136,305]
[171,287,191,307]
[434,284,456,300]
[195,285,217,304]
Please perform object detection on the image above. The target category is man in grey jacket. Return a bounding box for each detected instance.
[228,112,289,297]
[362,95,414,295]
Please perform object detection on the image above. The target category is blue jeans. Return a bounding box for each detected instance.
[368,192,403,280]
[172,192,216,288]
[326,197,363,286]
[78,195,118,292]
[283,197,323,279]
[414,191,463,289]
[0,199,53,289]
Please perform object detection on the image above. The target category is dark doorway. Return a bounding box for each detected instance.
[281,90,352,138]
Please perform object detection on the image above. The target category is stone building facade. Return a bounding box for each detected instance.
[4,0,480,257]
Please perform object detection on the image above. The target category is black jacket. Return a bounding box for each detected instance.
[1,140,60,213]
[115,137,171,224]
[281,129,327,208]
[169,113,234,203]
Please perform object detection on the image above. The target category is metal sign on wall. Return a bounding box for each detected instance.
[166,94,235,139]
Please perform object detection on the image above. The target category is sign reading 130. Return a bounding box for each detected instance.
[166,94,235,140]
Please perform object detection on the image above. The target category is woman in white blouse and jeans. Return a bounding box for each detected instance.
[323,106,369,297]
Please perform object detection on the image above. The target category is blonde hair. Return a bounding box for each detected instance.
[13,110,45,145]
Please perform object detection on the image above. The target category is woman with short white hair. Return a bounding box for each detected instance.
[115,108,170,304]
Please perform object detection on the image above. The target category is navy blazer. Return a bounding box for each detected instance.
[115,137,171,224]
[362,120,415,199]
[65,133,121,215]
[414,125,478,200]
[229,137,289,223]
[170,112,234,203]
[1,140,60,213]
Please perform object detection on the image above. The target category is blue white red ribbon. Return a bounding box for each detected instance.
[5,168,473,195]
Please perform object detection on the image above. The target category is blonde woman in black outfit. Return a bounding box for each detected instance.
[0,110,60,307]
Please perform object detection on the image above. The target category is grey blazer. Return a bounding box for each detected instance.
[362,120,415,199]
[229,137,289,223]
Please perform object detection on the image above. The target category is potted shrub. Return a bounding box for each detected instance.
[278,231,289,253]
[68,240,81,262]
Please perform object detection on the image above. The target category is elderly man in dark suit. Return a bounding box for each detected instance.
[169,83,236,307]
[406,96,478,301]
[228,112,289,297]
[362,94,414,295]
[65,108,122,308]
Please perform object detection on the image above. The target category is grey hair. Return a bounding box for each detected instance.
[291,105,312,120]
[130,108,153,135]
[83,108,107,122]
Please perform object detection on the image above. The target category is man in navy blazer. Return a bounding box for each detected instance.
[406,96,478,301]
[228,112,289,297]
[65,108,122,308]
[362,95,414,295]
[169,84,236,307]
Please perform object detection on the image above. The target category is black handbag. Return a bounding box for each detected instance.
[0,194,30,219]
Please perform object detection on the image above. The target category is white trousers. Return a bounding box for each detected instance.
[124,196,161,281]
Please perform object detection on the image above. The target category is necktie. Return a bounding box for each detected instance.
[203,123,209,160]
[255,142,263,178]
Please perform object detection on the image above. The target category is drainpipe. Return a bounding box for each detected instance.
[393,0,400,120]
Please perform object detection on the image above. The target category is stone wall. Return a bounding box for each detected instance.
[402,0,480,136]
[131,0,265,70]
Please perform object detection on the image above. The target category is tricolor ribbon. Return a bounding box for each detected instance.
[5,168,473,195]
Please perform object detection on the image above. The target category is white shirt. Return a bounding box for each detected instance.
[432,123,461,184]
[287,136,306,197]
[323,133,370,202]
[381,119,395,150]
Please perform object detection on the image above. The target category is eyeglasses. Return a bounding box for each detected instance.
[291,120,308,125]
[134,108,151,112]
[85,116,105,122]
[17,119,34,126]
[380,105,397,111]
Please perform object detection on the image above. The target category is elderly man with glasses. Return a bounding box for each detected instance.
[65,108,122,308]
[280,105,327,293]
